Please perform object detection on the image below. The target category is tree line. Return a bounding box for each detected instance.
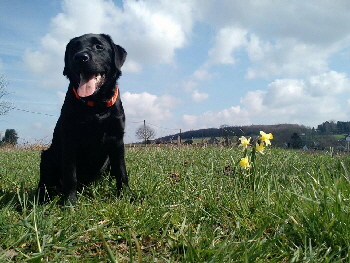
[155,121,350,150]
[317,121,350,134]
[156,124,311,146]
[0,129,18,146]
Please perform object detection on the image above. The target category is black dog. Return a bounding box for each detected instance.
[37,33,132,205]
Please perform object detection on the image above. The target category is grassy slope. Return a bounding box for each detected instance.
[0,147,350,262]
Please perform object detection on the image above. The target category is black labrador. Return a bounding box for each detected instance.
[37,33,132,205]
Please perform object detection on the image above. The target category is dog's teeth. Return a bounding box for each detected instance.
[95,74,101,81]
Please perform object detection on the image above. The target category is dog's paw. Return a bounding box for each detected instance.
[64,194,77,206]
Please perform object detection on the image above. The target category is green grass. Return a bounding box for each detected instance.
[1,146,350,262]
[332,134,347,140]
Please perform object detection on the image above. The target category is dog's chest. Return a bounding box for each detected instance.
[72,113,123,141]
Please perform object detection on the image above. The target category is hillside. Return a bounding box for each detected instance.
[157,124,309,145]
[156,123,349,149]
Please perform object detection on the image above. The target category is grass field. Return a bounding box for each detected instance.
[0,146,350,262]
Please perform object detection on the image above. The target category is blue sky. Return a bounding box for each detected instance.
[1,0,350,143]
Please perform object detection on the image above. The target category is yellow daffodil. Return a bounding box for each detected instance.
[255,142,265,154]
[239,136,251,149]
[239,156,250,169]
[260,131,273,146]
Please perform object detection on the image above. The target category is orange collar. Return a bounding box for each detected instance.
[73,86,119,107]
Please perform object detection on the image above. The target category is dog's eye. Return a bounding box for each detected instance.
[95,44,104,50]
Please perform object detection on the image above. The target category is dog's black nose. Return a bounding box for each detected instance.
[74,52,90,62]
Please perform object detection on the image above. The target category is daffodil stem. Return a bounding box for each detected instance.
[251,144,257,194]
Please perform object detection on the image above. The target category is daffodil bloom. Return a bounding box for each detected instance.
[239,136,251,148]
[239,156,250,169]
[260,131,273,146]
[255,142,265,154]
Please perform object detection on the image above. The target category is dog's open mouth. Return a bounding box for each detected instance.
[76,73,105,97]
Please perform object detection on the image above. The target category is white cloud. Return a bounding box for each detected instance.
[203,106,247,124]
[181,70,350,130]
[193,67,212,81]
[122,91,177,122]
[192,89,208,102]
[46,0,125,48]
[122,91,180,141]
[121,0,194,64]
[240,71,350,126]
[156,94,181,109]
[182,106,250,130]
[246,34,268,62]
[24,51,52,74]
[23,49,67,90]
[122,60,142,73]
[240,90,265,114]
[264,78,307,107]
[308,71,350,96]
[182,114,197,126]
[260,71,350,108]
[245,38,331,79]
[208,27,247,65]
[195,1,350,80]
[24,0,197,87]
[31,122,42,129]
[182,80,198,92]
[198,1,350,46]
[182,68,212,99]
[195,28,336,80]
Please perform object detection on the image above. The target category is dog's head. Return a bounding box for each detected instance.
[63,34,127,98]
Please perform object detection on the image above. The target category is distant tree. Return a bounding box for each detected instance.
[337,121,350,134]
[136,124,156,144]
[290,133,302,149]
[220,124,233,146]
[317,121,338,134]
[2,129,18,145]
[0,74,12,116]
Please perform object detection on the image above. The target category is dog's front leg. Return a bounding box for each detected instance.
[61,141,78,205]
[108,141,129,196]
[37,149,61,204]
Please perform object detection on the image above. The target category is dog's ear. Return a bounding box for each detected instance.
[63,37,76,77]
[101,34,127,70]
[114,44,127,70]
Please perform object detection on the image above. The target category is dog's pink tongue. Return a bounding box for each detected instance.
[77,75,96,97]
